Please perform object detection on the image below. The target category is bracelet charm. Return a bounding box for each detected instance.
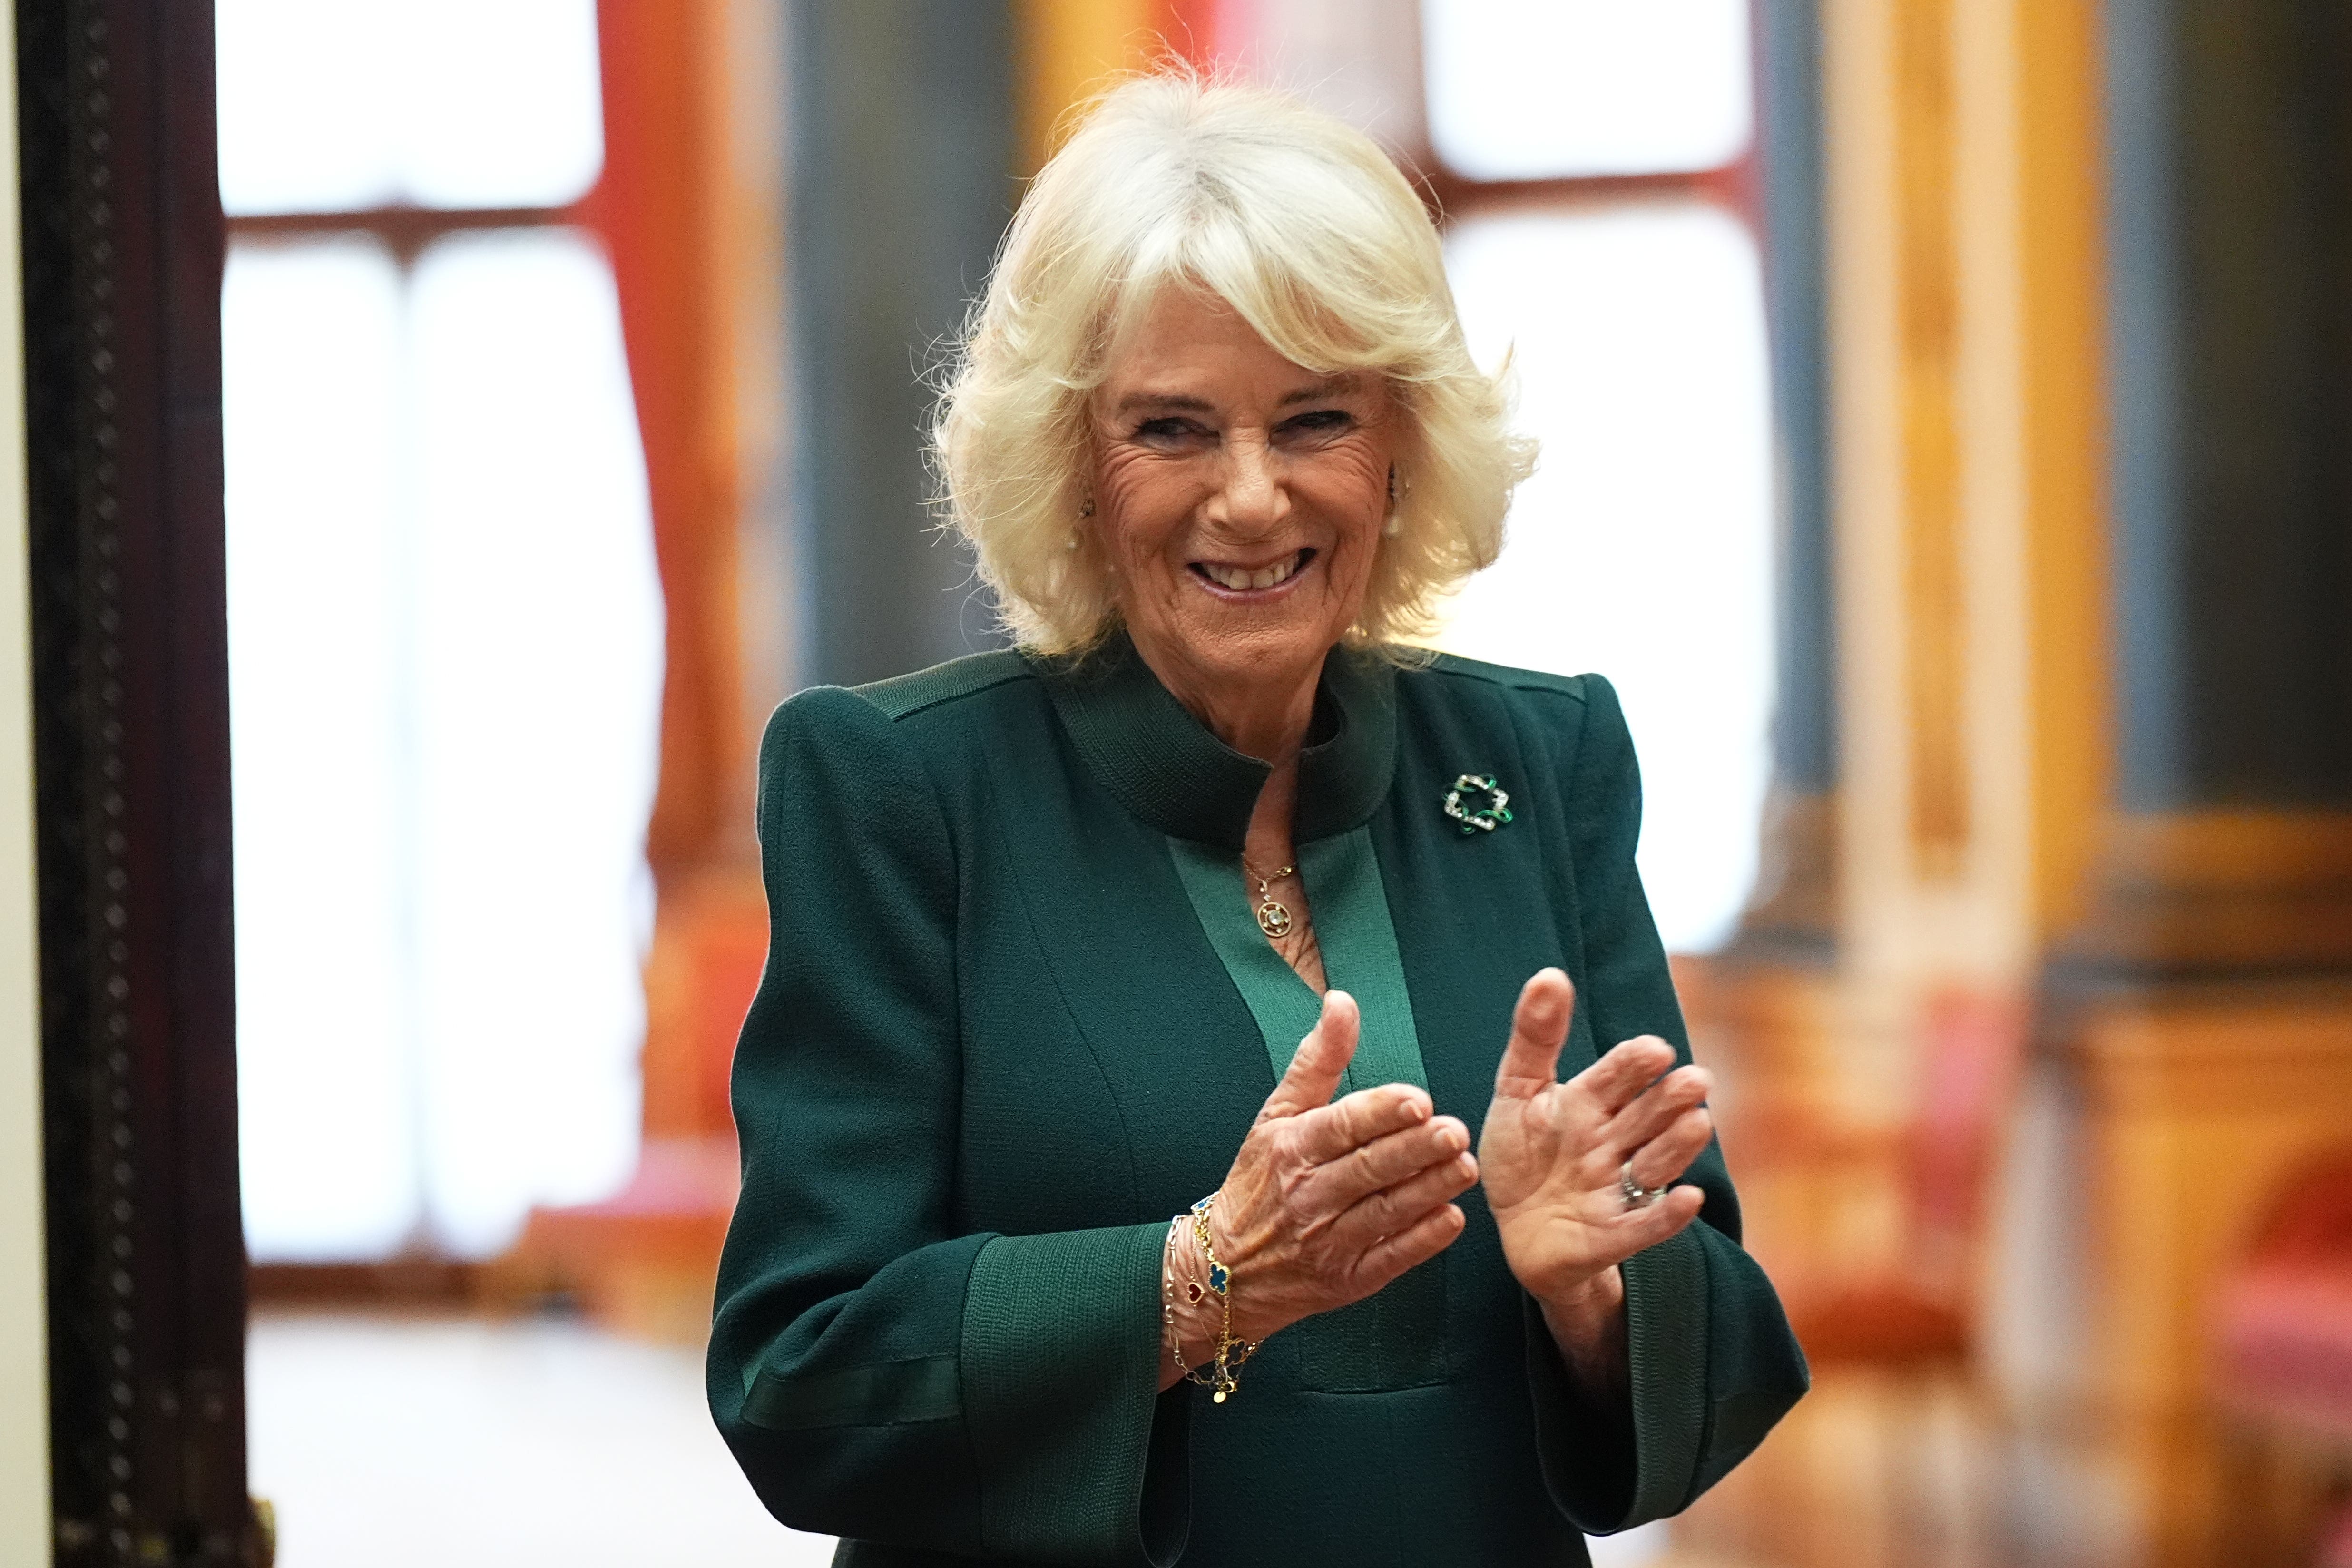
[1184,1193,1259,1402]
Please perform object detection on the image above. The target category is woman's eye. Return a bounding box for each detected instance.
[1134,417,1201,441]
[1284,409,1353,435]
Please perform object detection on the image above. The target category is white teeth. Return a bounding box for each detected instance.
[1204,552,1302,591]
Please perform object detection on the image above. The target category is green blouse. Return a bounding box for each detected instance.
[708,636,1808,1568]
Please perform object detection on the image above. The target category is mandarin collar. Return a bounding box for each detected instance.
[1030,631,1397,851]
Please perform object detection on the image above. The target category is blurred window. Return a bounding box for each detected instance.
[1419,8,1772,953]
[220,0,663,1262]
[214,0,604,214]
[1421,0,1751,180]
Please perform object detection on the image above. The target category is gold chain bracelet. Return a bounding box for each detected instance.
[1159,1215,1190,1376]
[1181,1193,1259,1402]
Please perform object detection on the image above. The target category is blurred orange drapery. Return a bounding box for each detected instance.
[589,0,751,882]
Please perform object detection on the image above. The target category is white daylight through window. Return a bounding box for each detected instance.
[1414,0,1774,954]
[1420,0,1753,181]
[219,0,663,1262]
[1432,206,1774,953]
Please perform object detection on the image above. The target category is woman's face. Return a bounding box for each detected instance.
[1086,287,1395,702]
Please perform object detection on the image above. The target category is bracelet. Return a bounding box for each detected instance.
[1159,1215,1190,1376]
[1182,1193,1259,1402]
[1161,1213,1208,1378]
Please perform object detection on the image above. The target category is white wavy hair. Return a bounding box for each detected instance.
[932,69,1537,656]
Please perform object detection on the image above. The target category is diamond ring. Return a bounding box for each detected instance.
[1619,1160,1669,1210]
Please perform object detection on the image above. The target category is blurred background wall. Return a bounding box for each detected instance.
[213,2,2352,1566]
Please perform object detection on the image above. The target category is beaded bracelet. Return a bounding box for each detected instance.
[1182,1193,1259,1402]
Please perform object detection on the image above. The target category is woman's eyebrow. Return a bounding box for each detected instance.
[1113,392,1217,415]
[1277,374,1361,407]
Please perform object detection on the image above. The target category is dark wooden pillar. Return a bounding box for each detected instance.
[1737,0,1840,951]
[2014,9,2352,1566]
[2109,0,2352,815]
[18,1,255,1562]
[785,0,1019,688]
[2084,0,2352,970]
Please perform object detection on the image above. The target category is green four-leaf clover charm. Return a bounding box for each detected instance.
[1443,773,1512,835]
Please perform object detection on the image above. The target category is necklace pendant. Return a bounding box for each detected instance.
[1255,898,1293,939]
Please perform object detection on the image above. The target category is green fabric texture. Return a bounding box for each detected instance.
[1623,1228,1709,1521]
[964,1225,1185,1565]
[708,633,1808,1567]
[1165,825,1430,1097]
[1297,825,1428,1094]
[743,1354,961,1431]
[1167,823,1445,1394]
[1165,837,1324,1087]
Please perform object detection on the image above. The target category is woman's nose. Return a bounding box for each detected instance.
[1215,432,1287,532]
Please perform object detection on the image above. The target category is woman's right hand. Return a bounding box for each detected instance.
[1183,990,1477,1351]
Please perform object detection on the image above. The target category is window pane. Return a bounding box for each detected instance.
[397,0,607,209]
[226,239,421,1260]
[215,5,404,214]
[1435,204,1774,952]
[229,232,660,1264]
[216,0,605,215]
[407,230,664,1257]
[1421,0,1751,180]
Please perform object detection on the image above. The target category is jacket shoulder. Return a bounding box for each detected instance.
[756,652,1037,781]
[1406,650,1598,710]
[1394,655,1635,793]
[848,650,1036,720]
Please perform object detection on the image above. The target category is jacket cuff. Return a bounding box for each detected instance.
[962,1222,1190,1567]
[1622,1226,1709,1523]
[1524,1294,1636,1532]
[1529,1229,1709,1533]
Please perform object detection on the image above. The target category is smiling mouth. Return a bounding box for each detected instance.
[1191,548,1314,593]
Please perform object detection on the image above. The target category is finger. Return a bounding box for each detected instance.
[1287,1083,1434,1166]
[1492,969,1576,1099]
[1622,1105,1715,1193]
[1259,990,1362,1122]
[1610,1184,1706,1252]
[1296,1114,1469,1205]
[1602,1063,1713,1154]
[1330,1150,1480,1251]
[1564,1035,1680,1117]
[1347,1203,1468,1294]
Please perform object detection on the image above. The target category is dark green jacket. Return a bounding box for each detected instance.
[710,637,1808,1567]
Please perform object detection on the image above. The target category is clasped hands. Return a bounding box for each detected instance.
[1162,969,1713,1386]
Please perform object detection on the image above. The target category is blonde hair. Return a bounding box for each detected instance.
[932,69,1537,655]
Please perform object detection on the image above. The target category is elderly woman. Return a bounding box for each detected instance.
[710,73,1806,1567]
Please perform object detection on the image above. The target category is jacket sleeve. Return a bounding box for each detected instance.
[707,687,1187,1567]
[1526,674,1811,1535]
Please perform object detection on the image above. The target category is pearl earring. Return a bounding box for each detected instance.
[1382,513,1401,538]
[1382,466,1402,536]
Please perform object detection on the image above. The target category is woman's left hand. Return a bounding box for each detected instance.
[1478,968,1713,1310]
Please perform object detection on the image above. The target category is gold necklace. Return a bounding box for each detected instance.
[1245,861,1297,939]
